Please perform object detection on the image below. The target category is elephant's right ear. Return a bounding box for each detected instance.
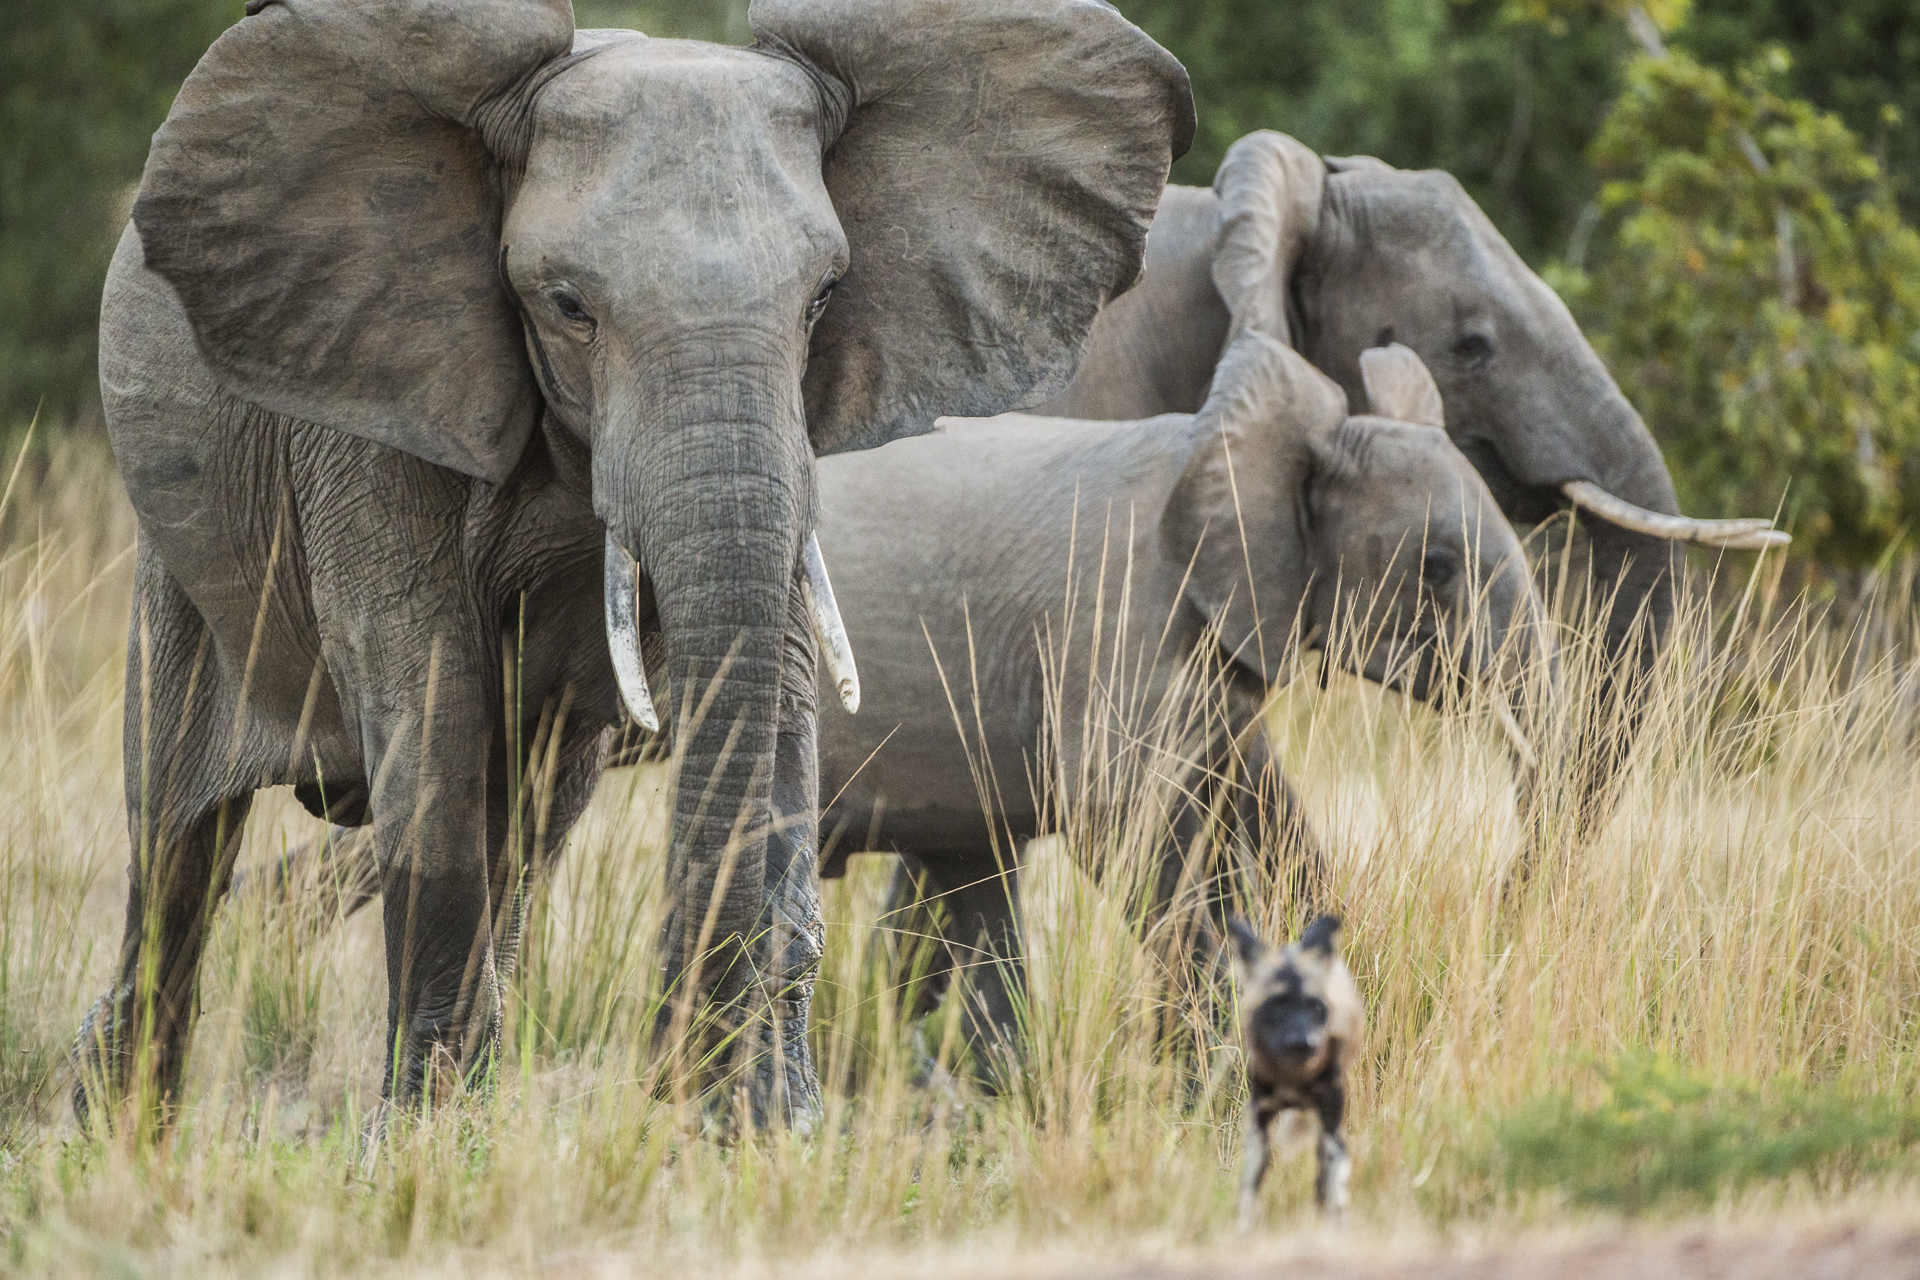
[1161,330,1347,685]
[1210,131,1327,348]
[132,0,575,483]
[752,0,1195,456]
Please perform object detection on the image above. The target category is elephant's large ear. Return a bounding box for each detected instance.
[1210,131,1327,348]
[1360,343,1445,428]
[132,0,575,483]
[751,0,1195,456]
[1162,330,1347,685]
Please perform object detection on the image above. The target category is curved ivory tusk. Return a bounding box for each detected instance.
[801,533,860,714]
[1562,480,1790,550]
[1488,689,1538,772]
[603,532,660,733]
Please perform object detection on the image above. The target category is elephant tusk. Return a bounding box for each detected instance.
[1488,688,1537,772]
[1561,480,1790,550]
[603,532,660,733]
[801,533,860,714]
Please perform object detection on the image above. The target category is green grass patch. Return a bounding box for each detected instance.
[1479,1052,1920,1213]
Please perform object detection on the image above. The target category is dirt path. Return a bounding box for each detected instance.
[537,1222,1920,1280]
[1119,1223,1920,1280]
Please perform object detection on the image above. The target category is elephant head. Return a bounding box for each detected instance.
[131,0,1192,1062]
[1206,132,1782,808]
[1164,332,1552,761]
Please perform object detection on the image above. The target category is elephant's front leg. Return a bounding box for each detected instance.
[749,587,826,1126]
[1216,694,1327,927]
[366,670,505,1106]
[1186,675,1327,934]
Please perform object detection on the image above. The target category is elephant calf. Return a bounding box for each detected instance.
[815,331,1550,1071]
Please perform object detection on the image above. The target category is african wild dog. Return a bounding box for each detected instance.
[1228,914,1364,1223]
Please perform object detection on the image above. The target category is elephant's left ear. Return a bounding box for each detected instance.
[752,0,1195,455]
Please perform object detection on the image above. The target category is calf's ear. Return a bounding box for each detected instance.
[1162,330,1347,684]
[752,0,1195,455]
[1360,343,1445,428]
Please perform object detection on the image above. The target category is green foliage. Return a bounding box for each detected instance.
[0,0,242,428]
[1682,0,1920,219]
[9,0,1919,573]
[1557,47,1920,566]
[1484,1052,1920,1211]
[574,0,747,42]
[1115,0,1631,262]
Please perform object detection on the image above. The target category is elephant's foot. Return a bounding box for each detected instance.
[745,853,827,1130]
[70,981,195,1129]
[69,985,131,1127]
[384,954,505,1109]
[671,869,825,1133]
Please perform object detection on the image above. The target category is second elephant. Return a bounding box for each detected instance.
[815,332,1551,1069]
[1039,130,1787,827]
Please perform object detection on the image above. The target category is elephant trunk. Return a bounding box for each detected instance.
[594,359,816,1078]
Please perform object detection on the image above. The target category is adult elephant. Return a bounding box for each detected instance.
[1039,131,1785,821]
[78,0,1192,1124]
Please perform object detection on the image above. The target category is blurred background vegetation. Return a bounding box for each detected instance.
[5,0,1917,565]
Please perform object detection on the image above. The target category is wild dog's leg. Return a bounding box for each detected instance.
[75,544,255,1122]
[1237,1093,1278,1230]
[1310,1076,1351,1214]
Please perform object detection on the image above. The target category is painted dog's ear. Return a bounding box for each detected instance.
[1299,914,1343,958]
[1226,916,1270,982]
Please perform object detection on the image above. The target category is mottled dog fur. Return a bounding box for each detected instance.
[1228,914,1364,1223]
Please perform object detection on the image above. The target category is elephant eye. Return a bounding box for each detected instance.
[1452,332,1493,369]
[1422,548,1459,590]
[550,285,593,329]
[806,274,838,328]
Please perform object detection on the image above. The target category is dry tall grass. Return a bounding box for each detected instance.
[3,436,1919,1277]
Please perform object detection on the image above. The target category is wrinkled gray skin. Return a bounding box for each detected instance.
[814,333,1547,1070]
[1040,132,1683,818]
[78,0,1190,1124]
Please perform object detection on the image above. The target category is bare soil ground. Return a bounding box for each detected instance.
[531,1221,1920,1280]
[1124,1225,1920,1280]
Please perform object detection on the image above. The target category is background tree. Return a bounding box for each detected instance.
[1682,0,1920,218]
[7,0,1920,568]
[1559,47,1920,566]
[1113,0,1634,261]
[0,0,239,427]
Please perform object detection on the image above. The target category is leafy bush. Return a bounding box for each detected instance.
[1683,0,1920,221]
[1560,46,1920,567]
[1487,1052,1920,1211]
